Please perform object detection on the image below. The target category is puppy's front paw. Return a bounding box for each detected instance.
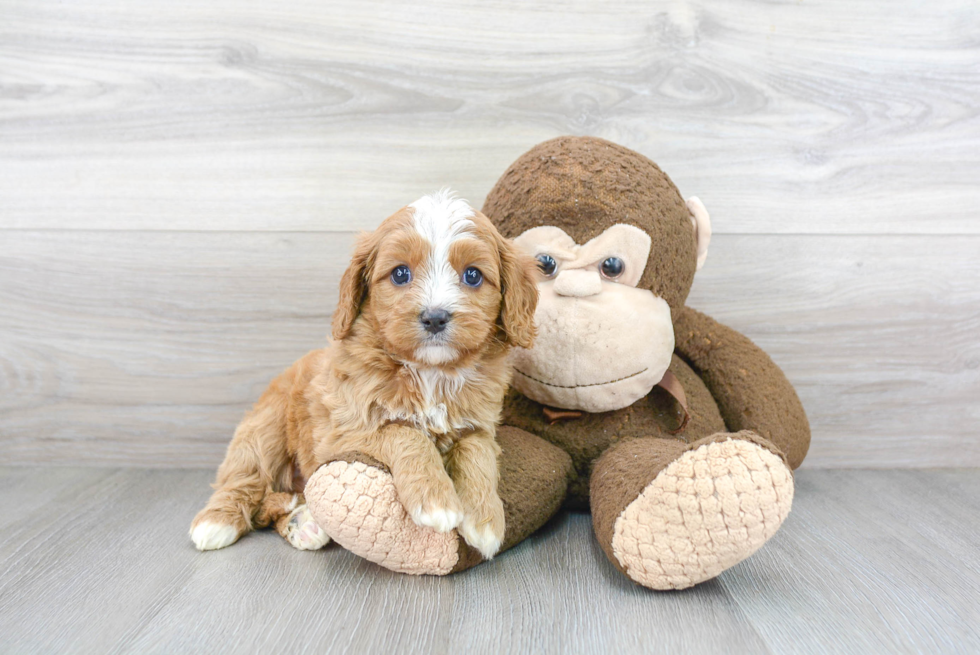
[459,495,505,559]
[411,505,463,533]
[459,519,504,559]
[284,505,331,551]
[403,481,464,533]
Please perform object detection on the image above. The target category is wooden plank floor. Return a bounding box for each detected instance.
[0,468,976,654]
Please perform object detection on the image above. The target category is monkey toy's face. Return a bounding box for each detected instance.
[485,135,712,415]
[510,224,675,413]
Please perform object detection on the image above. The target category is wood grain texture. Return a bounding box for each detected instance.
[2,231,977,468]
[688,234,980,468]
[1,0,978,233]
[725,469,980,654]
[0,467,977,654]
[2,0,979,469]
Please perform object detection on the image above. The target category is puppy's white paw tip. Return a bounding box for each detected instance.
[285,505,331,551]
[460,522,503,559]
[191,522,240,551]
[413,507,463,533]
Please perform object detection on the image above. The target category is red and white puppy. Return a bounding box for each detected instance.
[190,191,538,558]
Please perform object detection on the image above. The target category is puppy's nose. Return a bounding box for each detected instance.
[420,308,451,334]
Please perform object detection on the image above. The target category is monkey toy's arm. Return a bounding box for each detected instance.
[672,305,811,469]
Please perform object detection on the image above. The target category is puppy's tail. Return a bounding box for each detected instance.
[189,403,292,551]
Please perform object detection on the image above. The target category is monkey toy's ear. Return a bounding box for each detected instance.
[687,196,712,271]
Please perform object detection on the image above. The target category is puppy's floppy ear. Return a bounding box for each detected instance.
[332,231,379,341]
[495,232,538,349]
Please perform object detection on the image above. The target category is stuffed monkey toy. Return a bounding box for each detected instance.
[305,136,810,590]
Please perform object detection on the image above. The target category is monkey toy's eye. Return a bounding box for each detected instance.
[390,265,412,286]
[600,257,625,279]
[462,267,483,288]
[536,254,557,277]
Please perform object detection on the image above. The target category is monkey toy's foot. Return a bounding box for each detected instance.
[591,432,794,590]
[305,427,573,576]
[305,454,461,575]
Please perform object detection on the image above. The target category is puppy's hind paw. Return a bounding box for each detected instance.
[284,505,331,551]
[190,521,241,551]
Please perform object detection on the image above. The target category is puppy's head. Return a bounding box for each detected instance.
[332,190,538,366]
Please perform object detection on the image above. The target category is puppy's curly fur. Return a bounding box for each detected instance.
[190,191,538,558]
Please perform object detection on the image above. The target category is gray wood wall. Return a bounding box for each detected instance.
[2,0,978,468]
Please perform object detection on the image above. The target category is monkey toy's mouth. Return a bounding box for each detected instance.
[509,283,675,413]
[514,368,649,390]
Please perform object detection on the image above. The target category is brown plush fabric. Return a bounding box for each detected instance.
[482,136,697,314]
[501,355,728,508]
[589,437,689,575]
[451,425,574,572]
[673,306,811,469]
[496,426,574,551]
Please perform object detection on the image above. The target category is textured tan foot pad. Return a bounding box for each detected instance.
[612,439,794,590]
[305,460,460,575]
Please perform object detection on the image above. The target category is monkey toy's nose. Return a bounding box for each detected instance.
[420,308,451,334]
[553,269,603,297]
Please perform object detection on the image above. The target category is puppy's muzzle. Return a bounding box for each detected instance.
[420,308,451,334]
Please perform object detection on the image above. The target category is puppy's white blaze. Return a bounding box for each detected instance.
[409,190,476,313]
[190,522,239,551]
[409,189,475,254]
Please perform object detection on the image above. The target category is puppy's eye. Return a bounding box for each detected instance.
[462,267,483,288]
[536,254,557,277]
[390,265,412,286]
[600,257,624,279]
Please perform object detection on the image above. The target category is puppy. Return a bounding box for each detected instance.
[189,190,538,559]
